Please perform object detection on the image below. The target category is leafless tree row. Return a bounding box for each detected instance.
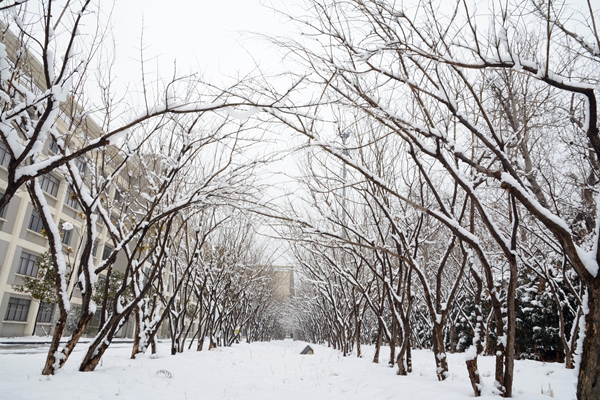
[0,0,290,377]
[264,1,599,399]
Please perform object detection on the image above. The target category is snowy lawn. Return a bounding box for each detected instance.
[0,340,576,399]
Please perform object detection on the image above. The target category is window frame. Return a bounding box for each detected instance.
[0,191,6,219]
[36,301,55,323]
[60,224,72,245]
[48,138,60,154]
[4,297,31,322]
[102,244,114,261]
[0,140,10,168]
[27,209,44,234]
[17,250,39,277]
[39,174,60,197]
[65,185,79,210]
[75,157,87,174]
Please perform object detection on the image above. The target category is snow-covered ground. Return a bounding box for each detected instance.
[0,339,576,399]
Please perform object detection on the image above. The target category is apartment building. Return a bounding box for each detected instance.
[0,140,128,337]
[0,23,134,338]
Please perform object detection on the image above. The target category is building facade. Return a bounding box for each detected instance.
[0,23,133,338]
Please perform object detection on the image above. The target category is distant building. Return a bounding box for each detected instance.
[271,265,294,301]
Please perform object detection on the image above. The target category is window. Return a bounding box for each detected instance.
[40,174,60,197]
[37,302,54,323]
[102,244,114,261]
[60,224,72,245]
[48,138,59,154]
[113,189,122,203]
[0,140,10,168]
[28,209,44,233]
[0,191,6,219]
[18,251,38,276]
[4,297,31,321]
[65,186,79,209]
[75,157,86,174]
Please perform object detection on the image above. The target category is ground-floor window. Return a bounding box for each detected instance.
[4,297,31,321]
[36,302,54,323]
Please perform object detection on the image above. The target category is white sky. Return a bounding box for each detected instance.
[106,1,308,265]
[110,0,301,87]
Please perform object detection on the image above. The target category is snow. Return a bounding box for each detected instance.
[0,340,576,400]
[500,172,572,233]
[575,247,599,278]
[464,345,477,362]
[226,106,259,120]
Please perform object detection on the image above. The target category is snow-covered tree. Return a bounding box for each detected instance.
[267,0,600,398]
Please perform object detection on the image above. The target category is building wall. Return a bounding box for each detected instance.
[271,266,295,301]
[0,20,145,337]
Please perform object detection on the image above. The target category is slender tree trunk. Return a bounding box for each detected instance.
[406,339,412,373]
[431,322,449,381]
[43,309,94,374]
[131,306,141,359]
[150,336,157,354]
[466,358,481,397]
[466,267,484,397]
[396,320,407,375]
[449,323,457,353]
[355,315,362,358]
[32,301,42,336]
[565,307,582,370]
[41,308,67,375]
[99,267,113,329]
[373,319,383,363]
[79,311,130,371]
[503,260,518,397]
[577,286,600,400]
[389,319,396,367]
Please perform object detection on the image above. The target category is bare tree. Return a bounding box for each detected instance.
[264,1,600,398]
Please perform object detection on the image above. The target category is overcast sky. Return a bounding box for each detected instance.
[110,0,301,87]
[104,1,309,264]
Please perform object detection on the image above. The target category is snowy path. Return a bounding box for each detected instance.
[0,340,576,399]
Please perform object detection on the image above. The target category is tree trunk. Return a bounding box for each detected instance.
[502,257,518,397]
[79,310,131,372]
[406,340,412,373]
[431,323,449,381]
[197,324,206,351]
[43,308,94,374]
[41,308,67,375]
[577,286,600,400]
[131,306,141,359]
[466,267,484,397]
[32,301,42,336]
[396,319,409,376]
[466,358,482,397]
[79,314,126,372]
[373,319,383,363]
[565,307,582,370]
[389,319,396,367]
[449,323,457,353]
[355,316,362,358]
[150,336,157,354]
